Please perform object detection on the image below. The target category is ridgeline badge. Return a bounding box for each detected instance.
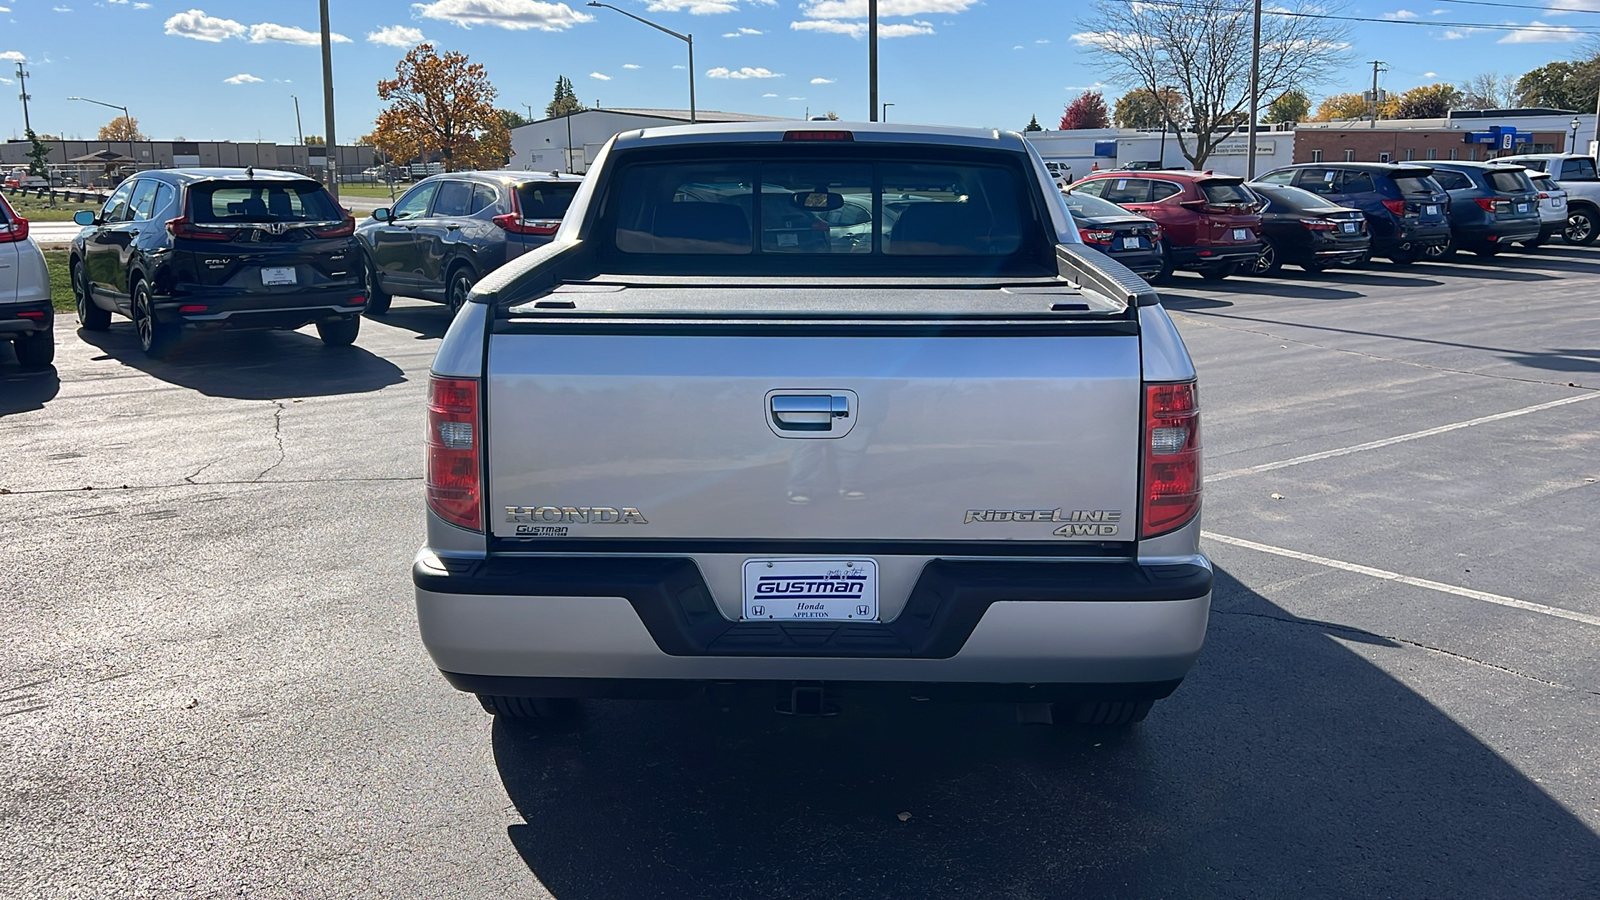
[963,508,1122,537]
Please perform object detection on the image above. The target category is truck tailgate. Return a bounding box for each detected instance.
[484,296,1142,545]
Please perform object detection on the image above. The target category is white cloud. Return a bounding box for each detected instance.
[589,71,611,80]
[810,77,835,83]
[1424,71,1437,77]
[706,66,782,78]
[723,26,763,35]
[1543,0,1600,14]
[133,2,150,7]
[224,73,263,83]
[799,0,974,16]
[1013,44,1023,49]
[1381,9,1417,19]
[1441,28,1470,39]
[53,6,72,12]
[367,25,426,46]
[787,95,805,100]
[1035,38,1049,43]
[790,18,933,37]
[672,64,685,69]
[163,9,246,42]
[763,92,778,97]
[646,0,737,12]
[1498,20,1583,42]
[0,51,25,62]
[250,22,351,44]
[413,0,593,31]
[623,63,641,68]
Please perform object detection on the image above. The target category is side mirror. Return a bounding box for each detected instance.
[73,210,98,226]
[371,208,392,222]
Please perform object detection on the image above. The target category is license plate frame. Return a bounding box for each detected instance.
[1424,205,1440,216]
[261,266,297,286]
[1342,222,1357,233]
[1120,236,1142,250]
[1232,228,1250,241]
[1516,203,1530,213]
[742,558,879,621]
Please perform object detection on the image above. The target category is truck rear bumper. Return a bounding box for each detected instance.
[413,553,1212,687]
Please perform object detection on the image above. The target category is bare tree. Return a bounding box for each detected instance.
[1074,0,1350,167]
[1457,72,1519,111]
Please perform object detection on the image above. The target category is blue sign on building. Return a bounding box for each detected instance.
[1463,125,1533,149]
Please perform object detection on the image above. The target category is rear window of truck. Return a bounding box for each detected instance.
[190,181,342,224]
[611,159,1025,257]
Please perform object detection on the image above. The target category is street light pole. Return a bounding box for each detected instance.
[587,2,696,123]
[293,95,305,148]
[1246,0,1262,179]
[869,0,878,121]
[318,0,339,201]
[15,62,31,134]
[68,95,132,137]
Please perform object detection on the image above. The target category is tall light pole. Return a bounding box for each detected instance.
[587,2,695,124]
[1245,0,1262,178]
[868,0,878,121]
[15,62,31,134]
[293,95,305,148]
[318,0,340,201]
[68,95,132,138]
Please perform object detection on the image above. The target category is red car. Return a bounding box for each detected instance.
[1069,170,1263,282]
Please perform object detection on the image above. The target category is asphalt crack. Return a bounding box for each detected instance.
[1215,608,1600,697]
[0,476,423,496]
[253,400,288,482]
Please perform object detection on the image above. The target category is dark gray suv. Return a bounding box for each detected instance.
[355,170,583,316]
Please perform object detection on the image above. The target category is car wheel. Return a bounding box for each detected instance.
[1250,238,1280,275]
[1520,234,1546,249]
[1302,260,1330,274]
[1421,239,1455,261]
[362,255,392,317]
[316,316,361,347]
[73,260,110,331]
[1564,205,1597,245]
[1198,262,1237,282]
[1061,700,1153,727]
[1148,244,1175,284]
[12,332,55,368]
[1474,246,1501,258]
[1388,246,1419,266]
[447,266,477,314]
[131,280,179,359]
[477,695,579,720]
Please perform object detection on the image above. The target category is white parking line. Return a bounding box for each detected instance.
[1203,531,1600,629]
[1206,392,1600,483]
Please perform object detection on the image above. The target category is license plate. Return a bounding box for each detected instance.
[743,558,878,621]
[1232,228,1249,241]
[1516,203,1530,213]
[261,266,297,286]
[1425,205,1440,216]
[1342,222,1357,233]
[1120,237,1142,249]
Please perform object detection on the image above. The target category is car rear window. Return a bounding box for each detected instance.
[1200,181,1254,205]
[190,181,342,224]
[1063,191,1141,219]
[516,182,579,219]
[612,158,1025,257]
[1392,175,1441,196]
[1486,170,1531,194]
[1431,170,1472,191]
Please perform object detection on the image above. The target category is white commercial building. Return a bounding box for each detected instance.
[509,108,790,174]
[1024,127,1297,183]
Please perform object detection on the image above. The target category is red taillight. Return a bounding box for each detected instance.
[1149,226,1163,242]
[0,216,27,243]
[1299,217,1339,231]
[14,310,46,319]
[492,213,560,235]
[783,130,854,141]
[1539,192,1549,200]
[1141,381,1201,538]
[311,215,356,238]
[166,216,230,241]
[177,304,208,313]
[426,376,482,531]
[1474,197,1512,214]
[1078,228,1115,244]
[1381,199,1407,216]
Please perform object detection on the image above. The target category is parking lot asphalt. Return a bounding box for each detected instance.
[3,250,1599,898]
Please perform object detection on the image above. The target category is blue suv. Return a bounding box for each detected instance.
[1254,163,1451,265]
[1421,161,1541,259]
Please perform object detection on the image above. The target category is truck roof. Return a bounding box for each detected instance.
[611,120,1028,152]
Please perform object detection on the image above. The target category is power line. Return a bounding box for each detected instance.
[1423,0,1600,14]
[1110,0,1600,33]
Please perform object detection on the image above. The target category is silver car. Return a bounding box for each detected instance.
[0,192,53,368]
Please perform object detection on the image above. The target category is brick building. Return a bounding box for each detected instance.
[1291,127,1567,165]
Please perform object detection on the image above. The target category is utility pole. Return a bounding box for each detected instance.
[318,0,339,201]
[15,62,31,134]
[1246,0,1262,178]
[1368,60,1387,130]
[293,95,304,147]
[868,0,878,121]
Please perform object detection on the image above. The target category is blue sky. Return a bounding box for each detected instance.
[4,0,1600,143]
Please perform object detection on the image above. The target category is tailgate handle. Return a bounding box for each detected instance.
[770,394,850,431]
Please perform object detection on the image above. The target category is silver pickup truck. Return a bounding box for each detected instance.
[412,122,1211,727]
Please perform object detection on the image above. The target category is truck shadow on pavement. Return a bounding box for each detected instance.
[489,566,1600,899]
[366,298,453,341]
[74,323,406,400]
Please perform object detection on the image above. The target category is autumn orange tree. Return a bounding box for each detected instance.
[97,117,147,141]
[373,43,510,172]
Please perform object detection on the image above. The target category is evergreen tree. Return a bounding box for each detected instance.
[1024,115,1043,132]
[24,129,52,178]
[546,76,583,118]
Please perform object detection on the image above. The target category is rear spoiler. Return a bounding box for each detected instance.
[1056,243,1161,308]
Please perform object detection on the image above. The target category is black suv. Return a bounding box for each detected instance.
[1421,161,1541,259]
[356,170,583,316]
[69,169,365,358]
[1254,163,1451,264]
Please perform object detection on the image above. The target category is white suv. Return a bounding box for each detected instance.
[0,192,54,368]
[1494,153,1600,244]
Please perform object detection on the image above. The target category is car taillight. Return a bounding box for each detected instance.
[426,376,482,531]
[1474,197,1512,214]
[1149,225,1163,242]
[1381,199,1407,216]
[1078,228,1115,244]
[783,130,854,141]
[492,213,560,235]
[1299,217,1339,231]
[0,216,26,243]
[166,216,230,241]
[311,215,356,238]
[1539,192,1549,200]
[1141,381,1200,539]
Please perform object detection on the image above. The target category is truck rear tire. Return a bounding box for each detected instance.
[477,695,579,720]
[1198,262,1237,282]
[12,332,54,368]
[1565,205,1598,245]
[316,316,361,347]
